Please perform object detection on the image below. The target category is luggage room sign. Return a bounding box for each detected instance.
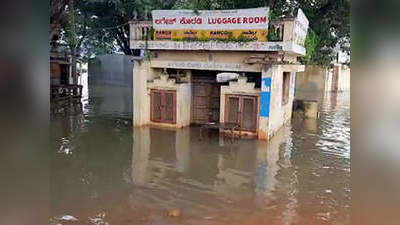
[152,8,270,41]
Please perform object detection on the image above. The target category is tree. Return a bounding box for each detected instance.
[50,0,69,40]
[61,0,90,84]
[304,29,320,65]
[292,0,350,65]
[71,0,349,66]
[76,0,176,55]
[172,0,268,10]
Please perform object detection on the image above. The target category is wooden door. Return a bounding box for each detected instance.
[193,83,211,123]
[150,90,176,124]
[192,78,220,124]
[241,96,258,131]
[225,95,258,132]
[209,84,221,122]
[226,95,240,124]
[163,91,175,123]
[151,90,162,122]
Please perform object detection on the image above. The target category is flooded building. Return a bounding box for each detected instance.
[50,43,83,103]
[129,8,309,140]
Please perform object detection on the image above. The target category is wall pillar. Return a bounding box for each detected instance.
[258,65,274,140]
[133,60,151,127]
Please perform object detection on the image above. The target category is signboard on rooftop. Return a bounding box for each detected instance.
[293,9,309,46]
[152,7,270,42]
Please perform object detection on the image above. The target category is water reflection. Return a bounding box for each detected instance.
[129,125,309,223]
[50,91,350,224]
[131,127,259,215]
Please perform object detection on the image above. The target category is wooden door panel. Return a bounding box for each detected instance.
[210,109,220,122]
[226,96,240,124]
[150,90,176,124]
[151,91,162,122]
[192,81,220,124]
[164,92,175,123]
[210,85,220,97]
[225,95,258,132]
[194,96,209,106]
[193,84,210,96]
[193,108,209,121]
[242,97,257,131]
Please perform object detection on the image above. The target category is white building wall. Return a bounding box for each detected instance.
[268,65,296,139]
[176,84,192,127]
[133,61,154,127]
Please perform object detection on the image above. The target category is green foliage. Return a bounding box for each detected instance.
[267,25,280,41]
[62,1,85,51]
[87,57,101,65]
[56,0,350,65]
[172,0,267,11]
[63,0,174,56]
[58,0,118,61]
[146,27,155,40]
[303,29,319,65]
[293,0,350,65]
[269,10,278,21]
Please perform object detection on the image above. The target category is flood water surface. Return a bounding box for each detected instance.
[50,92,350,225]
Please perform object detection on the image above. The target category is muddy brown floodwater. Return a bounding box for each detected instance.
[50,91,349,225]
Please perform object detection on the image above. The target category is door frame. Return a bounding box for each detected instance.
[191,77,221,124]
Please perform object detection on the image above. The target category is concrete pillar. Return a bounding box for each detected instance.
[258,65,274,140]
[133,60,151,127]
[176,83,192,127]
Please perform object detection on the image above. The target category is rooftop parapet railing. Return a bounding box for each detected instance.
[268,19,286,42]
[129,20,153,41]
[268,18,306,45]
[51,84,83,102]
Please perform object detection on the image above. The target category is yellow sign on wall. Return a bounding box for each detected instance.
[152,8,270,42]
[154,29,269,41]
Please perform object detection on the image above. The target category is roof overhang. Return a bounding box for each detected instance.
[130,40,306,56]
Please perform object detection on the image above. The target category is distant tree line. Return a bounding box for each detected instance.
[50,0,350,66]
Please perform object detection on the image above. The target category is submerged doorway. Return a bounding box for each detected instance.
[191,72,221,124]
